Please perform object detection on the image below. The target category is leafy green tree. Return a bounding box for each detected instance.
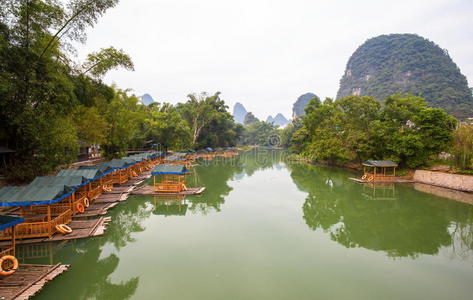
[81,47,134,78]
[243,112,259,125]
[452,124,473,169]
[145,104,191,151]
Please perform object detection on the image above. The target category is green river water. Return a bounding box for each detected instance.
[24,149,473,299]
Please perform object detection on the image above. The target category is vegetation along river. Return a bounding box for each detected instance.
[26,150,473,299]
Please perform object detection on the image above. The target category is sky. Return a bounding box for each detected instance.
[75,0,473,120]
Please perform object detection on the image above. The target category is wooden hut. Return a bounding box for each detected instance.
[103,159,132,185]
[57,169,108,200]
[152,165,188,193]
[78,164,115,192]
[29,175,89,215]
[0,185,73,240]
[362,160,398,181]
[164,154,192,168]
[0,215,23,276]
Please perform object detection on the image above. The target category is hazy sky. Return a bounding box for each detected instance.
[75,0,473,120]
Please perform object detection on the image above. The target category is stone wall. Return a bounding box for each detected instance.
[414,170,473,192]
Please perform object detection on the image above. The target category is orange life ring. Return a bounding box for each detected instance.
[55,224,72,234]
[362,174,367,180]
[83,197,90,208]
[0,255,19,276]
[76,202,85,213]
[368,175,374,181]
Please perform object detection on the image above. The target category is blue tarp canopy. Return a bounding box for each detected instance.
[0,215,24,231]
[0,185,73,207]
[152,165,187,175]
[58,169,103,180]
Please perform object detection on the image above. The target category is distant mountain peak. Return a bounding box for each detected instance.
[233,102,247,124]
[140,93,155,106]
[293,93,318,118]
[273,113,289,127]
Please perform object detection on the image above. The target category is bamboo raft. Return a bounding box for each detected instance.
[93,192,129,203]
[131,186,206,195]
[0,263,69,300]
[74,202,118,218]
[349,177,414,183]
[104,186,135,194]
[0,217,111,247]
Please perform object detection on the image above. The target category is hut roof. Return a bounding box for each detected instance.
[104,159,132,169]
[0,185,72,207]
[79,164,114,174]
[0,215,24,231]
[58,169,102,180]
[29,175,89,189]
[151,165,187,175]
[362,160,398,167]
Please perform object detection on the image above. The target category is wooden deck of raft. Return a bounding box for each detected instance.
[0,217,111,247]
[0,263,69,300]
[131,186,206,195]
[349,177,414,183]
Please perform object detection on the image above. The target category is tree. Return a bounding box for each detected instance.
[243,112,259,125]
[452,124,473,169]
[81,47,134,78]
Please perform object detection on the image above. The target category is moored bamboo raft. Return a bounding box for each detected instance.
[0,217,111,247]
[131,186,206,195]
[0,263,69,300]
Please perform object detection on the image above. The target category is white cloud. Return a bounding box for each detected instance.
[75,0,473,120]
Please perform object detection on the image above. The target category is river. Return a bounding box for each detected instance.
[28,149,473,299]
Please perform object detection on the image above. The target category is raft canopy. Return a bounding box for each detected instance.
[58,169,103,180]
[103,159,134,169]
[362,160,398,167]
[0,185,72,207]
[29,175,89,190]
[152,165,188,175]
[79,164,114,175]
[0,215,24,231]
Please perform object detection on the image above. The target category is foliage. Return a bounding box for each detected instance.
[289,94,456,168]
[239,121,277,146]
[82,46,134,78]
[451,124,473,170]
[243,112,259,125]
[337,34,473,119]
[177,92,241,148]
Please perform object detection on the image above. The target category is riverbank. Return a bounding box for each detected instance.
[286,153,473,195]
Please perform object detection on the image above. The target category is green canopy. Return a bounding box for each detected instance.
[363,160,398,167]
[152,165,187,175]
[0,185,72,207]
[58,169,102,180]
[81,164,114,174]
[29,175,89,189]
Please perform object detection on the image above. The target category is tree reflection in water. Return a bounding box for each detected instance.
[288,162,473,259]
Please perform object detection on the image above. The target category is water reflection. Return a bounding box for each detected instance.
[288,162,473,259]
[152,195,188,217]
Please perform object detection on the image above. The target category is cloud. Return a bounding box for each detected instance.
[75,0,473,119]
